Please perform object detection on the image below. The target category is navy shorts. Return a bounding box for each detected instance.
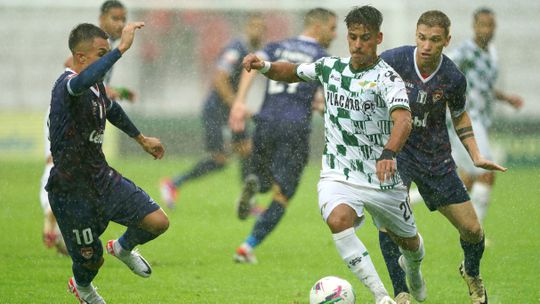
[48,176,160,264]
[202,98,248,153]
[398,161,470,211]
[251,120,310,199]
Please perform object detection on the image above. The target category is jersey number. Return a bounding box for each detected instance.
[399,201,413,221]
[268,80,299,95]
[73,228,94,245]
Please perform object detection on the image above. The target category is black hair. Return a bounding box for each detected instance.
[473,7,495,22]
[344,5,383,31]
[68,23,109,53]
[100,0,125,16]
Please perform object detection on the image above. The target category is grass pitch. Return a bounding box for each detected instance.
[0,157,538,303]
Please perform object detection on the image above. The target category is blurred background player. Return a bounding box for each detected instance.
[228,7,337,264]
[39,0,133,255]
[378,10,506,304]
[160,14,266,209]
[446,7,524,224]
[48,22,169,303]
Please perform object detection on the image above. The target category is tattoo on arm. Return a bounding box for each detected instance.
[456,126,474,141]
[456,126,473,136]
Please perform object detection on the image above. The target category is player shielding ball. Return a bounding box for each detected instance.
[237,6,427,304]
[47,22,169,303]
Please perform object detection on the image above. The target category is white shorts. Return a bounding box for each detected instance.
[317,179,417,238]
[449,117,492,176]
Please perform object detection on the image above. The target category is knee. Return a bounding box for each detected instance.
[152,216,170,235]
[82,256,104,271]
[326,207,356,234]
[461,222,483,243]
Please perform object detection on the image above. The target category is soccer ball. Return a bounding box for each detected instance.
[309,276,356,304]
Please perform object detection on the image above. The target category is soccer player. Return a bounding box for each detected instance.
[159,14,266,209]
[234,6,427,304]
[47,22,169,303]
[228,7,337,263]
[377,10,506,304]
[39,0,133,255]
[447,7,524,223]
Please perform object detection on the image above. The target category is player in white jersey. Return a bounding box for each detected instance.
[446,7,523,223]
[39,0,133,254]
[235,6,425,304]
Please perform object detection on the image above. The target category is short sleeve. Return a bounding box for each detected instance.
[216,43,242,74]
[382,69,410,112]
[448,75,467,118]
[296,57,325,82]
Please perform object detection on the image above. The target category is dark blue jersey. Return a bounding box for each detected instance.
[47,49,137,195]
[380,46,467,175]
[256,36,328,127]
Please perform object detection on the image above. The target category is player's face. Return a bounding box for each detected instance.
[474,13,496,45]
[347,24,382,70]
[78,37,111,72]
[318,16,338,49]
[99,7,127,40]
[415,24,450,65]
[245,17,266,49]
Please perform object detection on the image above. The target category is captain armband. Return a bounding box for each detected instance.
[259,61,272,74]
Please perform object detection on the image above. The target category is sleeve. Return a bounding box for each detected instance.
[448,74,467,118]
[106,101,141,137]
[67,48,122,96]
[296,57,325,82]
[216,42,242,74]
[382,69,410,113]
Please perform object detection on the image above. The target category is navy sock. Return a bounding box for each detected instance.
[460,236,485,277]
[72,262,98,287]
[240,156,252,181]
[118,227,158,252]
[173,159,224,187]
[250,200,286,247]
[379,231,409,296]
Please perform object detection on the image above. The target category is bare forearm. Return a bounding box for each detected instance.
[234,69,258,103]
[452,112,480,162]
[264,62,303,83]
[386,109,411,152]
[213,71,236,106]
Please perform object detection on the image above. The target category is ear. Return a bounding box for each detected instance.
[74,51,86,64]
[444,34,451,47]
[377,32,383,45]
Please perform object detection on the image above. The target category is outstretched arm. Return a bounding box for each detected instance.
[452,111,506,172]
[242,53,302,83]
[495,89,524,109]
[228,69,258,132]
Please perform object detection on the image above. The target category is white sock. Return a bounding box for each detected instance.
[332,228,389,302]
[399,234,425,273]
[114,240,130,256]
[470,183,491,223]
[408,187,423,205]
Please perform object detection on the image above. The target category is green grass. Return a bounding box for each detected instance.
[0,157,539,303]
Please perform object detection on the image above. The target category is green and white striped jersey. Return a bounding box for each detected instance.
[297,56,410,189]
[447,39,498,127]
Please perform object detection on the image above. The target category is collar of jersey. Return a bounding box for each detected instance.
[413,47,442,83]
[348,57,381,73]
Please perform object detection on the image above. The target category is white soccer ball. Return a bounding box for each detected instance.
[309,276,356,304]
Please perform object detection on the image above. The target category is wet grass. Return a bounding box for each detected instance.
[0,157,538,303]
